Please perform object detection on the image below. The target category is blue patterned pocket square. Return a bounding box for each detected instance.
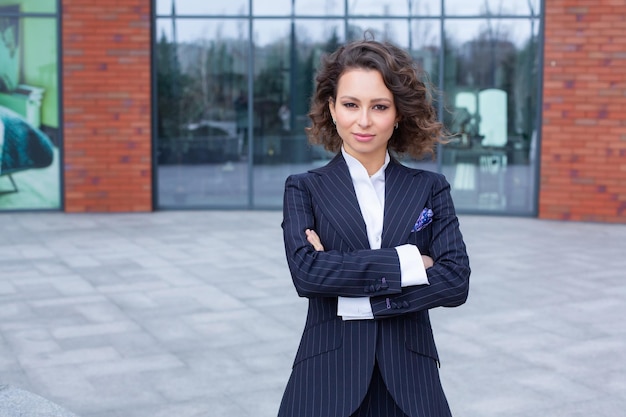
[411,208,433,232]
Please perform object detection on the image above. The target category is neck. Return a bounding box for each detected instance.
[358,155,386,177]
[343,149,387,176]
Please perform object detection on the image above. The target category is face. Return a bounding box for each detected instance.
[329,68,398,170]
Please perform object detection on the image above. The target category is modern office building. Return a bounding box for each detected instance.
[0,0,624,222]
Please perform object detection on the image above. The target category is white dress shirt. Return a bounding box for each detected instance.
[337,148,429,320]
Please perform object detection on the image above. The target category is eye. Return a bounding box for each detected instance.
[373,104,389,111]
[341,102,357,109]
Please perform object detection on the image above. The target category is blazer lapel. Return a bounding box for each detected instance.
[382,159,433,247]
[309,154,370,250]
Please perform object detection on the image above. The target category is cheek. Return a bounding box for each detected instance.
[335,113,353,128]
[379,117,396,131]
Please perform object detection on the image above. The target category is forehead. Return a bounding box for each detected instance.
[336,68,392,98]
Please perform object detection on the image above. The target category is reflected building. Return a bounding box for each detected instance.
[154,0,542,214]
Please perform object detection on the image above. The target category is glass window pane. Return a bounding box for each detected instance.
[0,1,57,14]
[155,18,250,208]
[349,0,408,16]
[411,0,442,17]
[410,20,441,175]
[441,18,540,214]
[251,19,344,207]
[156,0,249,16]
[349,0,440,16]
[296,0,345,16]
[253,0,290,16]
[253,0,346,16]
[388,19,442,172]
[0,16,60,210]
[445,0,541,16]
[348,19,409,48]
[408,18,440,82]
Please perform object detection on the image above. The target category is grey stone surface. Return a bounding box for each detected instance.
[0,385,79,417]
[1,211,625,416]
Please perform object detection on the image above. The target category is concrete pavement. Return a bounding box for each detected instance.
[1,211,625,416]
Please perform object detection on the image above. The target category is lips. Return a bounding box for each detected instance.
[353,133,374,142]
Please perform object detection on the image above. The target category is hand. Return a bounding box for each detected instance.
[422,255,434,269]
[305,229,324,251]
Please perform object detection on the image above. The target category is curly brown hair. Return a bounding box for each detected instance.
[306,39,445,159]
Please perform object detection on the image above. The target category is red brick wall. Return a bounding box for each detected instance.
[540,0,626,222]
[62,0,152,212]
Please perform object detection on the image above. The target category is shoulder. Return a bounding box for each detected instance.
[389,159,446,180]
[308,152,344,175]
[285,171,316,186]
[388,160,451,193]
[285,153,344,182]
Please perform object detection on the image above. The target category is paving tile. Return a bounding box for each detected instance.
[0,212,625,417]
[79,354,185,377]
[19,346,121,370]
[4,327,60,354]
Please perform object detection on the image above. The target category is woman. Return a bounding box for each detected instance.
[279,39,470,417]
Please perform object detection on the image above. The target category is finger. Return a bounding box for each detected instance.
[305,229,319,241]
[305,229,324,251]
[307,234,323,251]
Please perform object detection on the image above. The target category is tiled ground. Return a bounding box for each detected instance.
[1,211,625,416]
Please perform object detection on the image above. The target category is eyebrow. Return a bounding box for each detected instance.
[338,95,393,103]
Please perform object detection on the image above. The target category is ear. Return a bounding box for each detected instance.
[328,98,336,121]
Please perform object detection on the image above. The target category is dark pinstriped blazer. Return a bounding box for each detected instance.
[278,153,470,417]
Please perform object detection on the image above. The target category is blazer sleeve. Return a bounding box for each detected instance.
[370,174,470,317]
[282,173,403,298]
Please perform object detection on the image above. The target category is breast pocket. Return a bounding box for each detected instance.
[293,318,343,365]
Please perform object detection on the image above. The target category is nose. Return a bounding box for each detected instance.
[357,109,371,128]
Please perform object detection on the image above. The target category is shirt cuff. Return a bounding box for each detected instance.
[337,296,374,320]
[395,244,429,287]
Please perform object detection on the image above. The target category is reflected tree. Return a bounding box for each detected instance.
[157,24,248,164]
[156,30,188,163]
[254,43,288,137]
[515,25,539,143]
[324,28,341,54]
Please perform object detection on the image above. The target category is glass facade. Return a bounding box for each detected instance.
[0,0,61,211]
[154,0,543,214]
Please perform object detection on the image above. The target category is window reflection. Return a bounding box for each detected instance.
[253,0,291,16]
[295,0,345,16]
[253,0,345,16]
[2,1,57,14]
[349,0,440,16]
[252,19,344,207]
[152,2,543,213]
[0,14,61,211]
[156,0,249,16]
[347,19,409,47]
[442,18,539,213]
[407,18,440,81]
[155,18,250,207]
[445,0,540,16]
